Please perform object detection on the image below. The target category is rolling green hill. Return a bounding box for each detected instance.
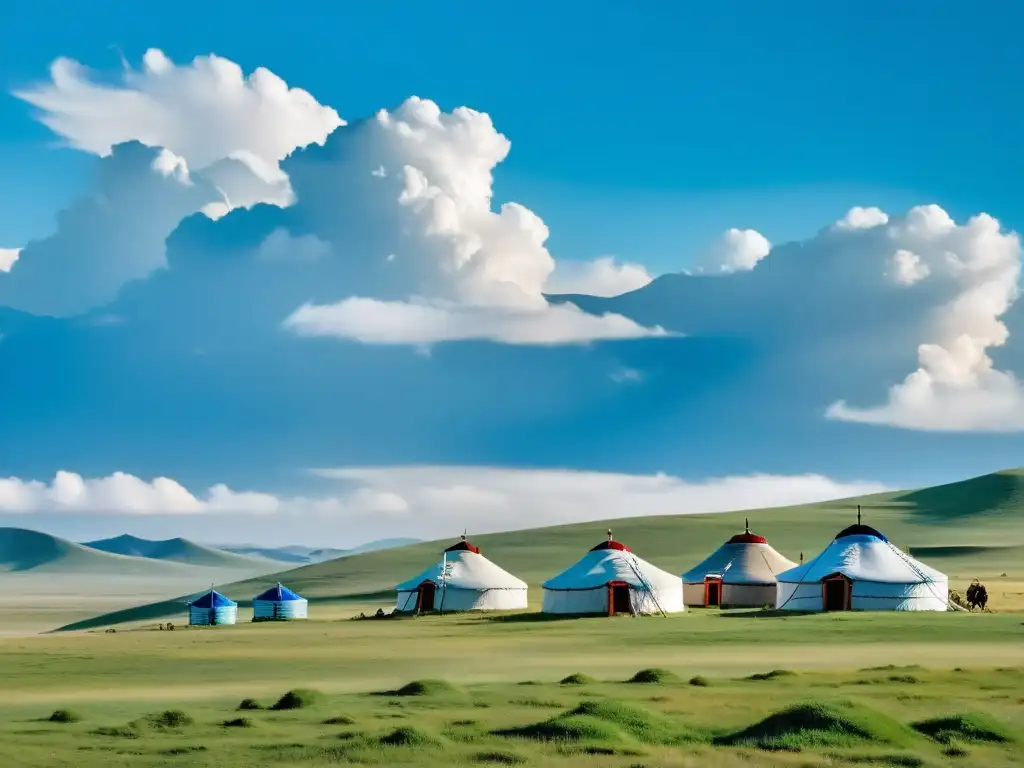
[82,534,272,568]
[0,528,194,575]
[56,468,1024,631]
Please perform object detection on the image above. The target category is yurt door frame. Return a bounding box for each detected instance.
[417,581,437,613]
[607,580,633,615]
[822,573,852,611]
[703,576,723,607]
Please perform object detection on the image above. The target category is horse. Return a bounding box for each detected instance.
[965,581,988,611]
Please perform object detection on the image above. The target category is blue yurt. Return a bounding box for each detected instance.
[253,582,308,621]
[188,589,238,626]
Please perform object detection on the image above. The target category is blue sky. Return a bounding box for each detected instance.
[0,1,1022,546]
[4,1,1020,264]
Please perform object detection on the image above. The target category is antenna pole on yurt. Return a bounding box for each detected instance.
[745,518,749,533]
[857,505,862,525]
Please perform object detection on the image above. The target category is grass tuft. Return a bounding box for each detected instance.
[942,740,970,757]
[627,668,679,684]
[560,673,597,686]
[392,679,460,697]
[237,698,262,711]
[746,669,797,681]
[912,713,1015,745]
[142,710,194,730]
[321,715,356,725]
[378,725,445,747]
[48,709,81,724]
[688,676,710,687]
[474,749,527,764]
[495,698,702,746]
[270,689,321,711]
[716,699,915,751]
[221,717,254,728]
[888,675,921,684]
[510,696,564,708]
[860,664,923,672]
[159,746,206,755]
[91,724,141,739]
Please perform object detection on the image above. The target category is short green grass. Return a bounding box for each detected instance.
[2,666,1022,767]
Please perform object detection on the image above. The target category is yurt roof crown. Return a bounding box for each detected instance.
[255,582,304,602]
[834,506,887,541]
[727,518,768,545]
[589,528,631,552]
[189,589,236,608]
[444,532,480,554]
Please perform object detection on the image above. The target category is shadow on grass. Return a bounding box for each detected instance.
[485,612,613,624]
[717,610,816,619]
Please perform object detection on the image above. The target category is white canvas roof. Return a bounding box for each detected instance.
[776,526,946,586]
[396,546,526,592]
[543,542,679,592]
[682,529,796,585]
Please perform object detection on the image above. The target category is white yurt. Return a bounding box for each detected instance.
[542,530,684,615]
[253,582,308,621]
[775,513,948,612]
[395,535,528,613]
[188,589,238,626]
[682,521,797,608]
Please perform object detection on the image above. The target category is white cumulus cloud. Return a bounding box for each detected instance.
[545,256,654,297]
[0,470,280,515]
[826,205,1024,431]
[697,227,772,273]
[273,97,666,345]
[832,206,890,231]
[14,48,342,174]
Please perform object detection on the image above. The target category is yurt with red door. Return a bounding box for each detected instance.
[775,510,948,612]
[541,530,684,615]
[681,521,797,608]
[395,535,528,613]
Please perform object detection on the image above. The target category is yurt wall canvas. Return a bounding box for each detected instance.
[681,528,797,608]
[775,524,948,612]
[188,589,238,626]
[253,583,308,621]
[542,534,684,615]
[395,538,528,613]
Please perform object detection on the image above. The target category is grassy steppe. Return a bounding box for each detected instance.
[0,616,1021,767]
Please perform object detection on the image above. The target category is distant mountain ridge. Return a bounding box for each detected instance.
[0,528,194,575]
[220,537,422,564]
[82,534,271,568]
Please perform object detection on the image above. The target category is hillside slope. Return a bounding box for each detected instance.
[57,468,1024,631]
[82,534,271,568]
[890,467,1024,520]
[0,528,193,575]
